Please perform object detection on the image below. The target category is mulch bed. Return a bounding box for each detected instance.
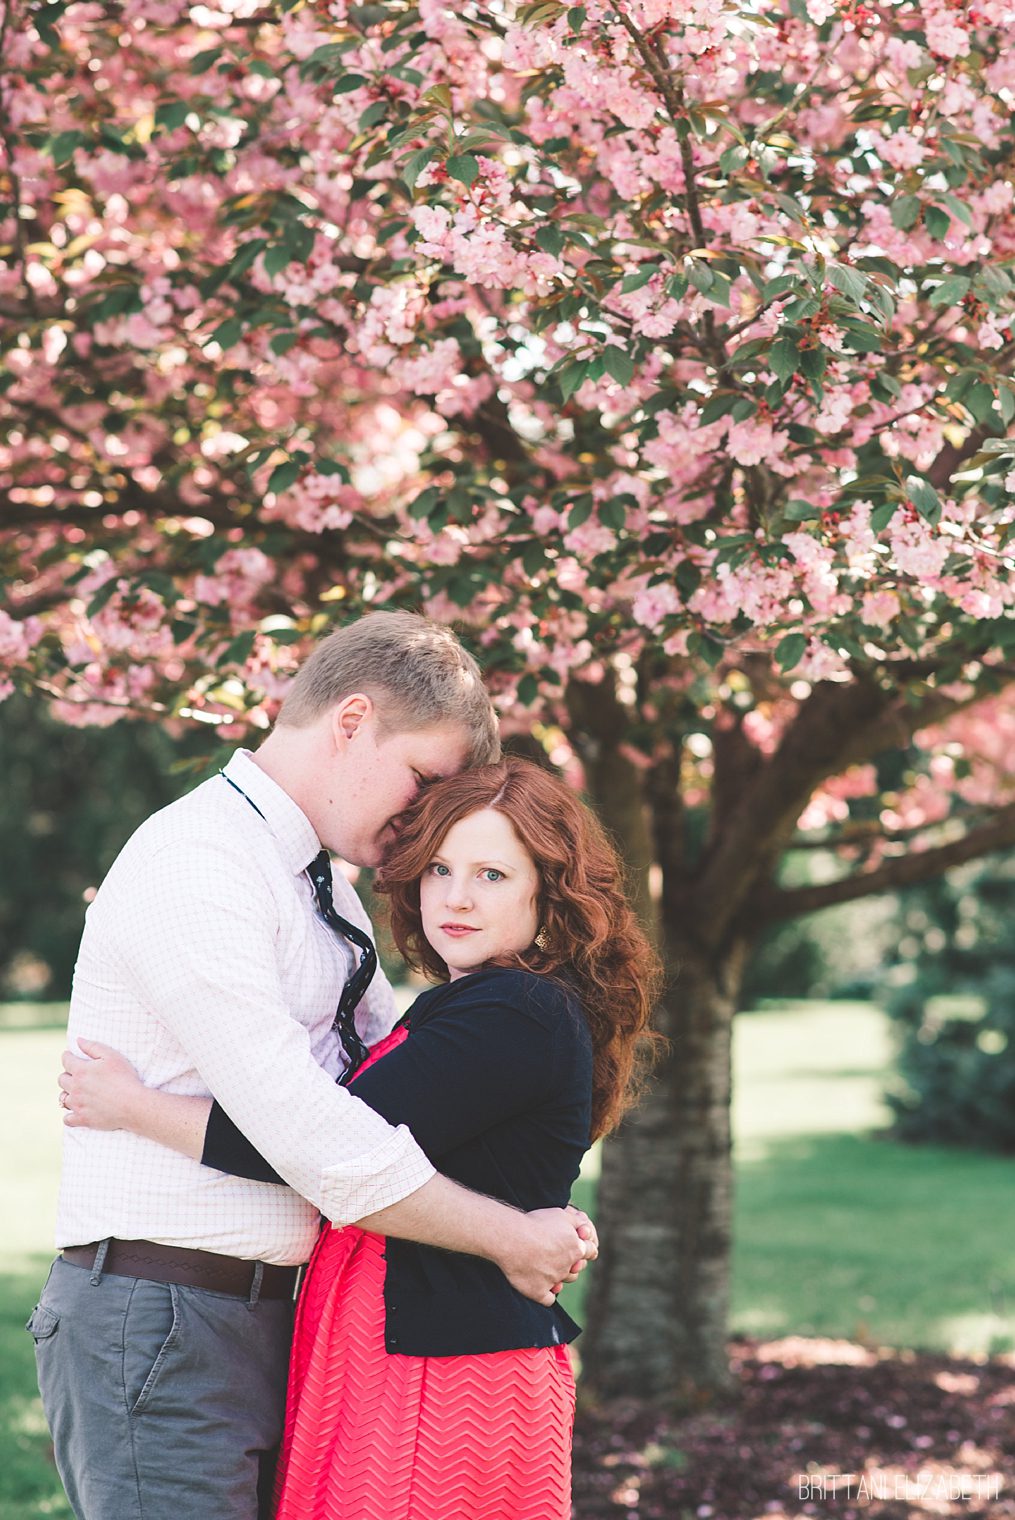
[572,1336,1015,1519]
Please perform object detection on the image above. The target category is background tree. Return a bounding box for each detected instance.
[2,0,1013,1400]
[880,853,1015,1153]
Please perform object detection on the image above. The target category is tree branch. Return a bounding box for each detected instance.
[686,665,1015,950]
[759,802,1015,920]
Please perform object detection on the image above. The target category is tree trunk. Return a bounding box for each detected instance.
[580,934,749,1405]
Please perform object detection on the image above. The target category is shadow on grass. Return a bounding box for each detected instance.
[0,1257,72,1520]
[733,1130,1015,1356]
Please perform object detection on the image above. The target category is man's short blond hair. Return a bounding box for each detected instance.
[277,611,500,767]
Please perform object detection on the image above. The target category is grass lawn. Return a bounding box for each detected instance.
[1,999,1012,1517]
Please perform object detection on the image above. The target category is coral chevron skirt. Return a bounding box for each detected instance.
[273,1034,576,1520]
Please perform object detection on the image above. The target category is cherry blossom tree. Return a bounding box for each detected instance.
[3,0,1014,1398]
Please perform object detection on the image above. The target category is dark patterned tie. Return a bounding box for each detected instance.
[306,850,376,1080]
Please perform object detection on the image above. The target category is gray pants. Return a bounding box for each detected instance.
[29,1252,294,1520]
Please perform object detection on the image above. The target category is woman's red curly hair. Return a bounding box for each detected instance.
[374,756,662,1140]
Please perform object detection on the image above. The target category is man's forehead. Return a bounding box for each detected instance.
[408,723,471,776]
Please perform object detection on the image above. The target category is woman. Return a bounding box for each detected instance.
[61,757,661,1520]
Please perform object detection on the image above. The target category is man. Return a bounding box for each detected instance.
[31,611,593,1520]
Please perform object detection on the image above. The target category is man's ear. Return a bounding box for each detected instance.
[330,692,373,749]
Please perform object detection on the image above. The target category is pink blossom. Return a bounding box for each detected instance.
[726,417,791,468]
[562,519,618,557]
[861,590,901,629]
[632,581,682,630]
[877,128,926,170]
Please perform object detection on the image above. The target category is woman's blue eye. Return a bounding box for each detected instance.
[429,862,450,876]
[483,869,504,883]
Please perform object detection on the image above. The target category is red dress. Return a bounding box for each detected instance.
[273,1026,577,1520]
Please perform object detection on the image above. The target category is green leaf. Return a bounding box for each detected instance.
[535,225,564,258]
[838,323,882,354]
[768,335,799,385]
[270,332,298,355]
[965,381,998,425]
[268,460,301,494]
[939,191,973,227]
[516,673,539,707]
[568,496,592,529]
[698,633,725,669]
[924,203,951,240]
[402,145,438,189]
[559,359,588,403]
[358,100,388,131]
[699,390,740,426]
[827,263,867,305]
[929,275,971,307]
[675,560,701,598]
[154,101,190,132]
[86,577,121,618]
[603,346,634,385]
[447,153,480,187]
[568,5,586,30]
[599,498,626,531]
[189,47,222,73]
[890,195,921,231]
[870,500,898,532]
[334,73,369,94]
[265,243,294,277]
[224,237,267,284]
[49,130,86,166]
[210,316,242,349]
[905,476,941,524]
[783,499,817,522]
[703,271,732,308]
[522,541,545,577]
[620,268,653,294]
[799,346,827,382]
[687,261,715,295]
[719,143,749,175]
[223,630,256,665]
[999,385,1015,426]
[776,633,807,671]
[871,373,902,401]
[409,487,441,520]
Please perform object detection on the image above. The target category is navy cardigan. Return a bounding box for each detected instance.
[202,966,594,1356]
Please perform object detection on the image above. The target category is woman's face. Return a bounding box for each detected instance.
[419,807,541,980]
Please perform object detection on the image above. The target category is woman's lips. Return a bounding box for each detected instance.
[441,924,479,937]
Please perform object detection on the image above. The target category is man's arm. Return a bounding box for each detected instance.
[62,1041,590,1304]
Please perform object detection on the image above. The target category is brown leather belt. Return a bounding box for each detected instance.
[61,1239,300,1300]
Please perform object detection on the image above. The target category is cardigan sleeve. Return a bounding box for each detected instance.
[202,973,577,1180]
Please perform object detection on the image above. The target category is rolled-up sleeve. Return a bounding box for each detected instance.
[122,841,435,1224]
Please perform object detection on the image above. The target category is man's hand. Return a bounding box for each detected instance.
[496,1206,597,1306]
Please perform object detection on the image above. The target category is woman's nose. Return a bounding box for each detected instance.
[445,878,473,911]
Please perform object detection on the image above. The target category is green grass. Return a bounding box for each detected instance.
[2,1001,1013,1515]
[560,1000,1015,1353]
[730,1000,1014,1355]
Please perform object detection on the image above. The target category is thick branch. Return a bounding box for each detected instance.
[688,668,1013,949]
[759,802,1015,920]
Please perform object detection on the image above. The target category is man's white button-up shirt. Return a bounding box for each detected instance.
[56,749,436,1265]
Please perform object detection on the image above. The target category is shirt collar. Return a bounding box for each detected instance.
[222,749,320,876]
